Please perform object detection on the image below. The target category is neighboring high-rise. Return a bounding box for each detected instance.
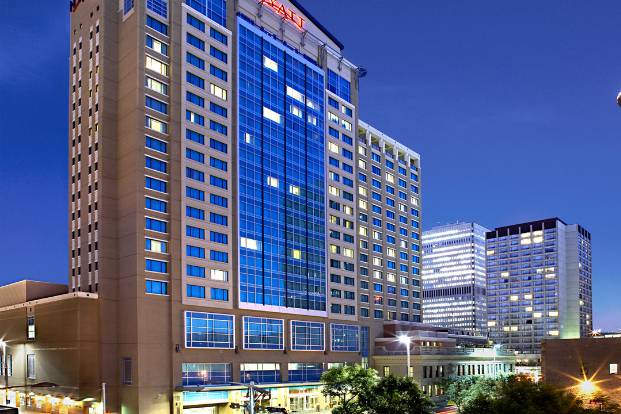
[66,0,422,412]
[486,218,592,355]
[422,222,489,335]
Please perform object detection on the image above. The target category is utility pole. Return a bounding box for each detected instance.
[248,381,255,414]
[102,382,106,414]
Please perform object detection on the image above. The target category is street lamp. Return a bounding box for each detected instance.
[0,341,7,404]
[397,335,412,378]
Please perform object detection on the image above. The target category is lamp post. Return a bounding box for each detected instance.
[0,341,7,405]
[397,335,412,378]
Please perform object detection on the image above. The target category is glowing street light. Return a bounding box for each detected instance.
[578,379,597,395]
[397,335,412,378]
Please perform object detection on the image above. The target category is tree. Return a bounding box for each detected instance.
[321,365,378,414]
[443,374,621,414]
[363,375,435,414]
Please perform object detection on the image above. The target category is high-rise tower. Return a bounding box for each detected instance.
[67,0,423,411]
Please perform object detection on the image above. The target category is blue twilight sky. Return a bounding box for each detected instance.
[0,1,619,329]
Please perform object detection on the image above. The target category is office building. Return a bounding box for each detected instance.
[0,1,424,413]
[542,337,621,404]
[373,322,515,400]
[486,218,592,356]
[422,222,489,335]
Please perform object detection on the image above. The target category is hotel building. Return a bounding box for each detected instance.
[0,1,422,413]
[485,218,592,356]
[422,222,489,335]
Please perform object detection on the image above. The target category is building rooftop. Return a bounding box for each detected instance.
[0,280,68,308]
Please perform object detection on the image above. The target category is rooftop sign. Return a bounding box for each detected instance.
[259,0,305,30]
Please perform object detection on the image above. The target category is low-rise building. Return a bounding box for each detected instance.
[542,337,621,404]
[372,322,516,399]
[0,281,100,413]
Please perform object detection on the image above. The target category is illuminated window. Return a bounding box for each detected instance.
[291,249,301,259]
[290,104,302,118]
[210,269,228,281]
[358,186,367,196]
[341,119,352,131]
[146,56,168,76]
[329,186,340,196]
[266,176,279,188]
[610,364,618,375]
[289,185,300,195]
[241,237,260,251]
[548,330,559,336]
[359,199,368,210]
[27,316,35,340]
[210,83,227,100]
[263,56,278,72]
[328,142,339,153]
[385,173,394,183]
[549,311,559,317]
[263,107,281,124]
[286,86,304,103]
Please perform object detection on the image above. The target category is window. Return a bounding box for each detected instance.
[186,72,205,89]
[146,35,168,56]
[210,287,229,301]
[186,14,205,32]
[182,363,231,386]
[186,284,206,298]
[146,258,167,273]
[210,27,227,45]
[145,279,168,295]
[210,231,228,244]
[121,357,132,385]
[186,129,204,144]
[210,138,227,153]
[146,217,167,233]
[210,175,228,189]
[186,148,204,163]
[124,0,134,14]
[146,136,167,153]
[146,156,167,173]
[210,102,227,118]
[146,115,167,133]
[146,15,167,35]
[210,83,227,100]
[611,364,619,375]
[240,363,281,384]
[210,65,227,81]
[210,269,228,281]
[186,53,205,70]
[26,354,35,380]
[146,55,168,76]
[263,107,281,124]
[290,321,324,351]
[288,363,324,382]
[145,196,167,213]
[210,120,227,135]
[187,264,205,278]
[210,194,228,207]
[27,316,35,340]
[243,317,284,350]
[145,76,168,95]
[208,250,227,263]
[186,33,205,51]
[263,56,278,72]
[186,245,205,258]
[331,324,359,352]
[210,46,227,63]
[145,238,167,253]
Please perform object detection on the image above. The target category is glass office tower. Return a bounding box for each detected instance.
[486,218,592,356]
[422,222,489,335]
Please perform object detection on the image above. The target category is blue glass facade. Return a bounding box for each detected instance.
[185,0,226,27]
[237,17,326,312]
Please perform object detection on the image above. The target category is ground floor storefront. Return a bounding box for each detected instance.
[0,390,101,414]
[178,383,331,414]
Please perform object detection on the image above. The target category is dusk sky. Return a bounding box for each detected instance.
[0,1,619,330]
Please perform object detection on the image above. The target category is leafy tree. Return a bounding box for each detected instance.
[321,365,377,414]
[363,375,435,414]
[443,375,621,414]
